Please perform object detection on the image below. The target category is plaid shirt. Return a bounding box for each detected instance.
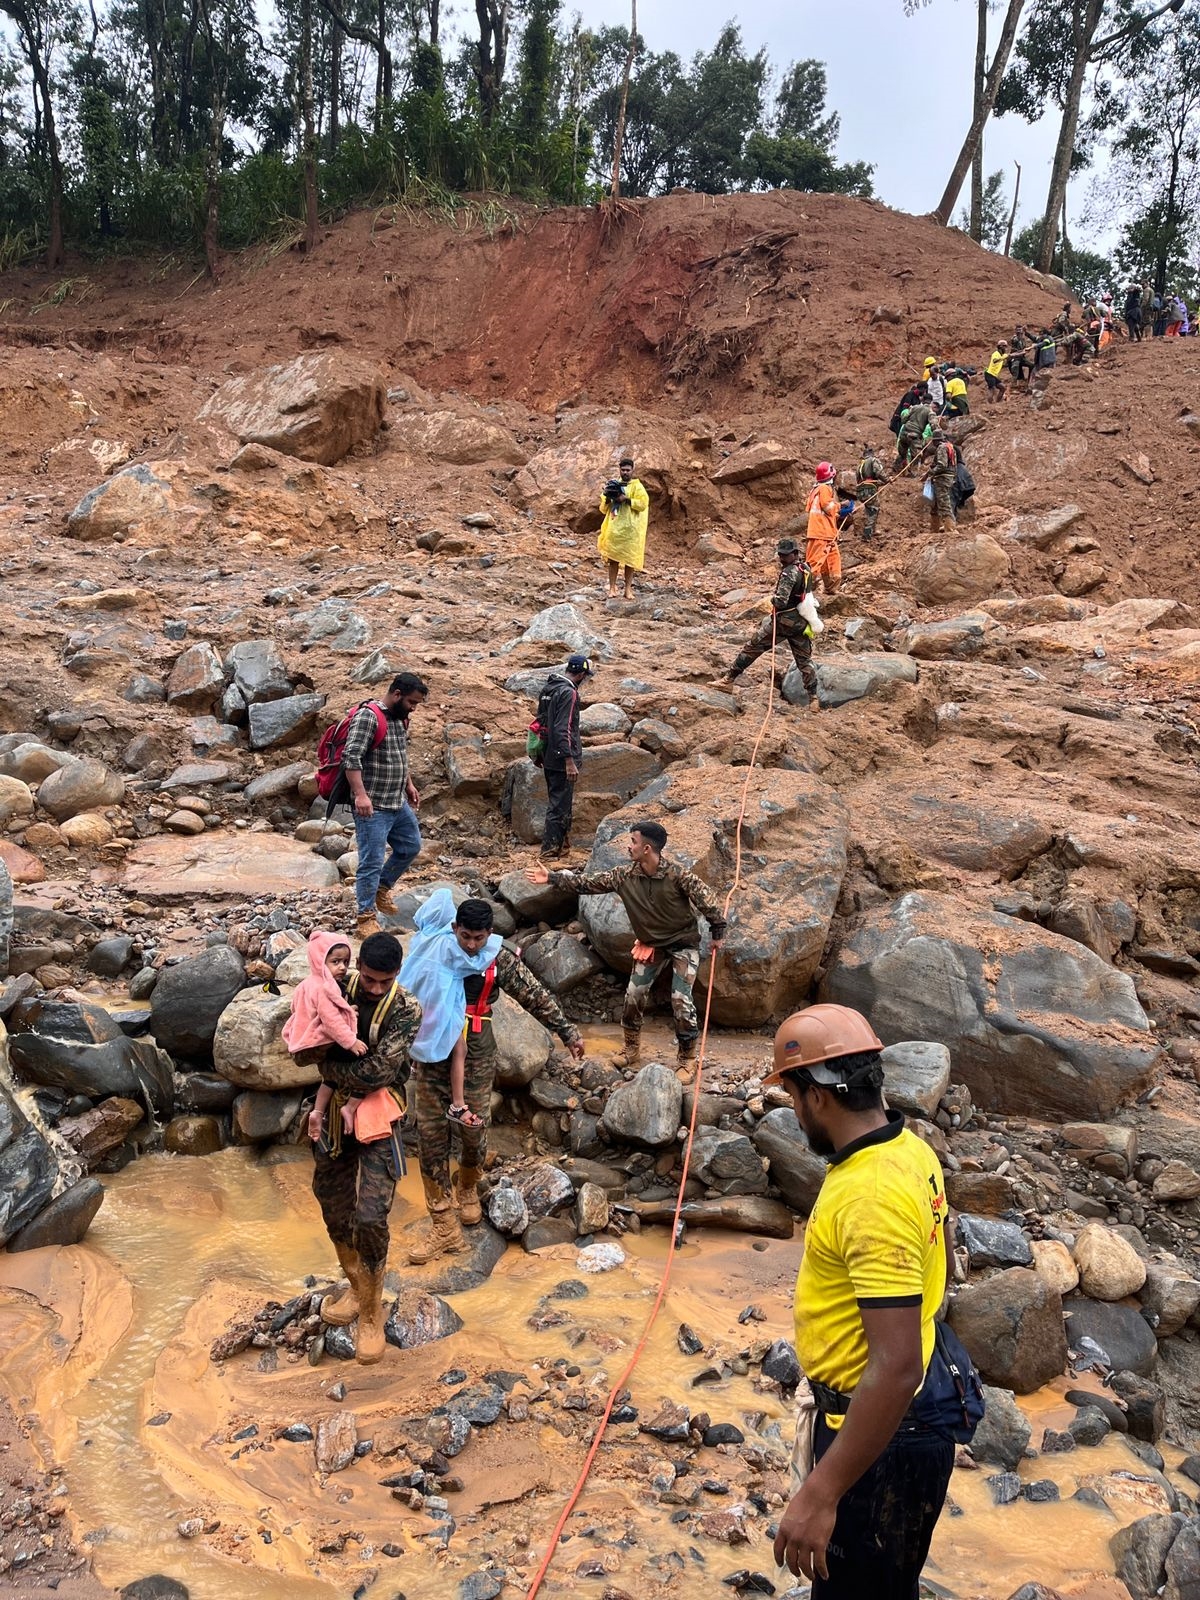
[342,703,410,811]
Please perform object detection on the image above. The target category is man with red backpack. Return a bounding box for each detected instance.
[333,672,428,938]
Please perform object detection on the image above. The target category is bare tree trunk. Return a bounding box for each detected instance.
[1035,0,1102,274]
[1003,160,1021,256]
[428,0,438,47]
[610,0,636,200]
[301,0,319,251]
[329,22,341,151]
[204,90,224,280]
[969,0,986,240]
[932,0,1026,226]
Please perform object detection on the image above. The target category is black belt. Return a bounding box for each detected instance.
[809,1378,930,1434]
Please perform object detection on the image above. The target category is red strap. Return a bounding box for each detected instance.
[468,963,497,1032]
[367,702,388,748]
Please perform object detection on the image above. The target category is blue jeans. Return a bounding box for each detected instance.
[354,804,421,912]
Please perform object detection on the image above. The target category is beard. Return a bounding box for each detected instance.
[384,702,409,722]
[799,1109,835,1158]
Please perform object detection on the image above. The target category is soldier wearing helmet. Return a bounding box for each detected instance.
[769,1004,955,1595]
[717,534,821,713]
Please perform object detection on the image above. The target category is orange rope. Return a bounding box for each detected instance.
[524,615,783,1599]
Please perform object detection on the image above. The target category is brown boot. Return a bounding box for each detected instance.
[320,1242,363,1327]
[676,1035,698,1083]
[354,1266,386,1365]
[356,911,382,939]
[375,884,398,916]
[408,1180,466,1265]
[455,1166,484,1227]
[613,1027,641,1069]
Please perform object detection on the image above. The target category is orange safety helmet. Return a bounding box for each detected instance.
[814,461,836,483]
[765,1003,883,1088]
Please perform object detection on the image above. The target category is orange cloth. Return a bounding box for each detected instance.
[807,539,842,583]
[353,1087,404,1144]
[631,941,656,963]
[805,481,840,543]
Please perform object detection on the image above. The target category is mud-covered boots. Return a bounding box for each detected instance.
[613,1027,641,1069]
[375,884,398,916]
[676,1034,698,1082]
[454,1165,484,1227]
[356,911,382,939]
[354,1266,386,1364]
[407,1179,466,1264]
[320,1242,363,1327]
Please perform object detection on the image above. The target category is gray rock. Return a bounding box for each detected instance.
[823,891,1160,1120]
[510,1161,575,1218]
[492,989,553,1089]
[631,717,686,759]
[602,1062,682,1149]
[150,945,247,1059]
[487,1180,530,1235]
[243,761,311,804]
[123,674,166,704]
[579,702,632,736]
[750,1108,827,1214]
[36,758,124,821]
[6,1177,104,1251]
[958,1214,1033,1268]
[948,1269,1068,1394]
[0,858,11,977]
[970,1386,1031,1471]
[1070,1405,1114,1446]
[225,639,292,703]
[762,1339,801,1389]
[160,761,235,791]
[86,937,136,978]
[520,931,605,994]
[784,651,918,709]
[689,1128,768,1195]
[248,692,326,751]
[514,603,610,660]
[233,1090,302,1142]
[1140,1260,1200,1337]
[880,1040,952,1118]
[445,1383,504,1425]
[495,869,577,922]
[8,997,174,1115]
[502,666,559,699]
[459,1573,503,1600]
[0,1085,58,1246]
[128,967,158,1000]
[1165,1518,1200,1597]
[1110,1371,1166,1443]
[385,1289,465,1349]
[1111,1512,1187,1600]
[522,1216,577,1251]
[166,643,226,711]
[119,1579,190,1600]
[1064,1299,1158,1377]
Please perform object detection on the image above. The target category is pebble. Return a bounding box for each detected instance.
[987,1472,1022,1505]
[576,1242,625,1273]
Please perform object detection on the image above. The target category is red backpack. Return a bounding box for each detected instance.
[315,701,387,801]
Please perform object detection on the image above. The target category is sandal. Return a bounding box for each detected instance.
[447,1103,483,1129]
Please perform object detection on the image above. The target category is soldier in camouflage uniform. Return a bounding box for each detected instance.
[409,904,585,1263]
[895,402,933,471]
[856,444,886,542]
[308,930,421,1363]
[923,429,958,533]
[529,819,726,1078]
[717,537,820,711]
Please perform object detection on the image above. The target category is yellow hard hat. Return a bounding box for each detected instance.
[923,356,937,369]
[765,1004,884,1087]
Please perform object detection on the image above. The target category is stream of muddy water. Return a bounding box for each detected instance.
[0,1147,1183,1599]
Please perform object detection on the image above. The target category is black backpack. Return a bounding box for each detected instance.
[954,460,976,501]
[912,1321,986,1444]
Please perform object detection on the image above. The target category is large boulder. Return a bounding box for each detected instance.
[491,991,554,1089]
[970,1386,1032,1471]
[1064,1298,1158,1377]
[689,1127,768,1194]
[578,766,848,1028]
[212,985,315,1090]
[798,653,918,710]
[66,463,174,541]
[874,794,1054,877]
[946,1268,1069,1394]
[1073,1223,1147,1301]
[880,1041,951,1118]
[166,643,226,711]
[36,759,124,822]
[6,1177,104,1251]
[506,745,663,846]
[248,693,326,750]
[750,1107,827,1214]
[122,835,340,900]
[225,639,293,703]
[602,1062,682,1149]
[7,997,174,1115]
[0,1023,59,1245]
[389,406,527,466]
[512,603,611,660]
[823,892,1160,1119]
[197,351,386,465]
[149,945,247,1060]
[911,535,1011,607]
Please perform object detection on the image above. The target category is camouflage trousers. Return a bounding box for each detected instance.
[860,486,882,539]
[930,472,955,524]
[623,945,701,1043]
[413,1030,497,1193]
[311,1134,395,1273]
[731,622,818,697]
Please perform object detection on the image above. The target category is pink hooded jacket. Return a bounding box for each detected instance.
[281,931,361,1054]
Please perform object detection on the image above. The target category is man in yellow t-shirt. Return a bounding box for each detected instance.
[985,341,1009,404]
[767,1003,955,1598]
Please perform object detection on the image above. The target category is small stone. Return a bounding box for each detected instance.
[987,1472,1022,1505]
[315,1411,357,1473]
[1022,1479,1060,1503]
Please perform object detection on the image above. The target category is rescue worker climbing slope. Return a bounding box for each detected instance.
[719,537,821,713]
[856,445,886,542]
[805,462,843,594]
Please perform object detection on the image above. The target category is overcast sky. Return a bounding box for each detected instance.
[570,0,1078,241]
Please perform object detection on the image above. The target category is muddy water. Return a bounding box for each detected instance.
[0,1148,1189,1600]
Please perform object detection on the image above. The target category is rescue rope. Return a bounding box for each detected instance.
[523,612,782,1600]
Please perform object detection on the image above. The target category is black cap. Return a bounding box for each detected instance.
[566,653,593,676]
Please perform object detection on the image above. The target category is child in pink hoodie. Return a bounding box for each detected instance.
[281,931,368,1141]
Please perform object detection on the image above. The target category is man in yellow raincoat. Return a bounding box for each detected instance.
[598,456,649,599]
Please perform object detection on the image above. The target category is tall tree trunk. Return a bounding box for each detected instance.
[968,0,986,240]
[610,0,636,200]
[428,0,438,47]
[301,0,319,251]
[31,58,63,266]
[1035,0,1103,274]
[204,84,225,280]
[1003,160,1021,256]
[329,22,341,151]
[932,0,1027,226]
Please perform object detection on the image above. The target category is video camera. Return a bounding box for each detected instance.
[603,479,627,504]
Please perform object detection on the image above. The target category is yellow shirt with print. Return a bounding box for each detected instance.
[794,1111,947,1427]
[986,349,1006,379]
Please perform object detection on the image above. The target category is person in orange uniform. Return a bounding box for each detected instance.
[767,1004,957,1597]
[805,462,842,595]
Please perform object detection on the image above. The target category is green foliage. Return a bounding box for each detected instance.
[956,169,1009,249]
[0,0,866,261]
[1012,218,1114,301]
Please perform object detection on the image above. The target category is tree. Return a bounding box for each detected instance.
[744,56,873,196]
[0,0,78,264]
[673,22,765,193]
[1013,217,1113,298]
[999,0,1188,273]
[472,0,509,122]
[956,167,1007,247]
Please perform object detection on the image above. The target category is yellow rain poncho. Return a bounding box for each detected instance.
[597,478,650,571]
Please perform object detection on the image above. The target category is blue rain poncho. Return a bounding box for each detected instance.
[404,887,502,1064]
